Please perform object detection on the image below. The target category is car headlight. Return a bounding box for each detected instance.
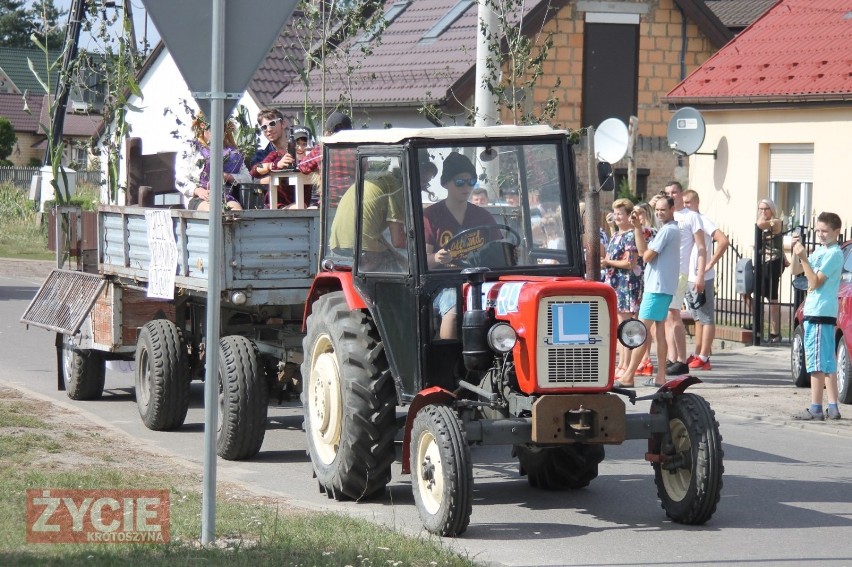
[487,323,517,353]
[618,319,647,349]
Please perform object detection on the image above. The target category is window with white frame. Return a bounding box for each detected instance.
[769,144,813,228]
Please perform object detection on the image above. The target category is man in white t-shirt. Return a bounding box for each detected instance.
[683,190,729,371]
[664,181,706,376]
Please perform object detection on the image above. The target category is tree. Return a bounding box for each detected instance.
[0,116,16,165]
[0,0,64,49]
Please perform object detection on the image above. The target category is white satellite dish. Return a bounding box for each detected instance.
[594,118,629,164]
[667,107,707,156]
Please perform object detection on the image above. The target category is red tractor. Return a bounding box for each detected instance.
[301,126,723,536]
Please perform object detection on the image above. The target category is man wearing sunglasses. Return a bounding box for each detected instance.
[425,151,499,339]
[249,109,294,171]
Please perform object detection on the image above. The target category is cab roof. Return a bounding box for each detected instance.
[323,125,569,146]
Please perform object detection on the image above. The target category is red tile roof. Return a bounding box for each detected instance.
[665,0,852,105]
[272,0,555,109]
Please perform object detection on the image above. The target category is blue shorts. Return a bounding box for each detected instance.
[804,320,836,374]
[639,292,673,322]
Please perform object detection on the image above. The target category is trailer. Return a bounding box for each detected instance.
[22,205,319,459]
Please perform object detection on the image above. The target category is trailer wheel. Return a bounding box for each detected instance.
[514,443,605,490]
[791,325,810,388]
[652,393,724,525]
[217,336,268,460]
[135,320,189,431]
[59,334,105,400]
[410,404,473,537]
[301,292,397,501]
[836,338,852,404]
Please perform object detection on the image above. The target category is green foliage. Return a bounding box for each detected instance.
[78,7,145,203]
[0,117,18,162]
[0,182,48,259]
[617,177,639,204]
[233,104,259,166]
[0,0,64,48]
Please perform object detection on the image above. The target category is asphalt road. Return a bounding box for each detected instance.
[3,263,851,566]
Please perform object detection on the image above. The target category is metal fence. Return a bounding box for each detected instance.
[714,219,852,348]
[0,167,102,190]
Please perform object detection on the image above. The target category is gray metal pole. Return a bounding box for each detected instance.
[201,0,227,546]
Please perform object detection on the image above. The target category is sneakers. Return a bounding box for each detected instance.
[666,361,690,376]
[688,357,712,371]
[686,355,698,366]
[826,406,842,420]
[637,359,654,376]
[792,408,824,421]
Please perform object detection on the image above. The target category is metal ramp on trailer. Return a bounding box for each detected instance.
[20,269,106,335]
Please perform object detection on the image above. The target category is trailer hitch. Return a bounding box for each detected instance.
[564,405,595,441]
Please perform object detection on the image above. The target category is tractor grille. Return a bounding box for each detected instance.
[536,296,610,388]
[20,269,106,335]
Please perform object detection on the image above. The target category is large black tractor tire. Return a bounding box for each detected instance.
[58,334,105,401]
[836,338,852,404]
[301,292,397,501]
[410,404,473,537]
[217,336,268,460]
[134,320,190,431]
[515,443,605,490]
[791,325,811,388]
[652,393,724,525]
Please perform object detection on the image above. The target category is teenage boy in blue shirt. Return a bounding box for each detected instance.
[792,211,844,420]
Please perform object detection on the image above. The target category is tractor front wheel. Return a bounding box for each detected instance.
[410,404,473,537]
[515,443,604,490]
[652,393,724,525]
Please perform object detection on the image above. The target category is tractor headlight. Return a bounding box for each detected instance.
[230,290,248,305]
[618,319,647,349]
[487,323,517,353]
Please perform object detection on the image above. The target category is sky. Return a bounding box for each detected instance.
[26,0,161,53]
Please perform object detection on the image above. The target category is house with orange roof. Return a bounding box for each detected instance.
[664,0,852,247]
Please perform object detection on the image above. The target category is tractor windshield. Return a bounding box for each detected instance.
[418,141,575,271]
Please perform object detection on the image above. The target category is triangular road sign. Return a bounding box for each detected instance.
[143,0,298,118]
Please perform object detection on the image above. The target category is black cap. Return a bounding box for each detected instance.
[325,112,352,134]
[292,126,311,141]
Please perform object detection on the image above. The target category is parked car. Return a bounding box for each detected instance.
[791,240,852,404]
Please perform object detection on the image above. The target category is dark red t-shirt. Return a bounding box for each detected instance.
[423,201,497,259]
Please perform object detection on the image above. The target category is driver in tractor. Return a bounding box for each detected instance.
[330,161,407,272]
[424,151,515,339]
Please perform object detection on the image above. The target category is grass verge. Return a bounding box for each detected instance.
[0,388,475,566]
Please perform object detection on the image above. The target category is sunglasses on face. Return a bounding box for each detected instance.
[260,119,281,131]
[453,177,477,187]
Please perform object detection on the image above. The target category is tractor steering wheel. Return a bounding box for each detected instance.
[441,223,521,267]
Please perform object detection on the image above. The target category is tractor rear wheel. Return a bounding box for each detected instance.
[301,292,397,500]
[652,393,724,525]
[59,334,105,401]
[410,404,473,537]
[134,320,189,431]
[515,443,604,490]
[217,336,268,460]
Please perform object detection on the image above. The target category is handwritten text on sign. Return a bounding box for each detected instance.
[145,210,178,299]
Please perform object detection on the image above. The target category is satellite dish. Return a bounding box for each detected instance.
[594,118,629,164]
[667,107,707,156]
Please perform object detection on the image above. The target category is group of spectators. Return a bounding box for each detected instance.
[602,182,729,388]
[175,108,354,211]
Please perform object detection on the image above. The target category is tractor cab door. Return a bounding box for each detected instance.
[326,148,422,401]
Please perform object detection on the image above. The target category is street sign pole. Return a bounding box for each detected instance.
[141,0,299,546]
[200,0,226,546]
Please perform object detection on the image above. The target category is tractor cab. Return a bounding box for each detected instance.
[315,126,585,400]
